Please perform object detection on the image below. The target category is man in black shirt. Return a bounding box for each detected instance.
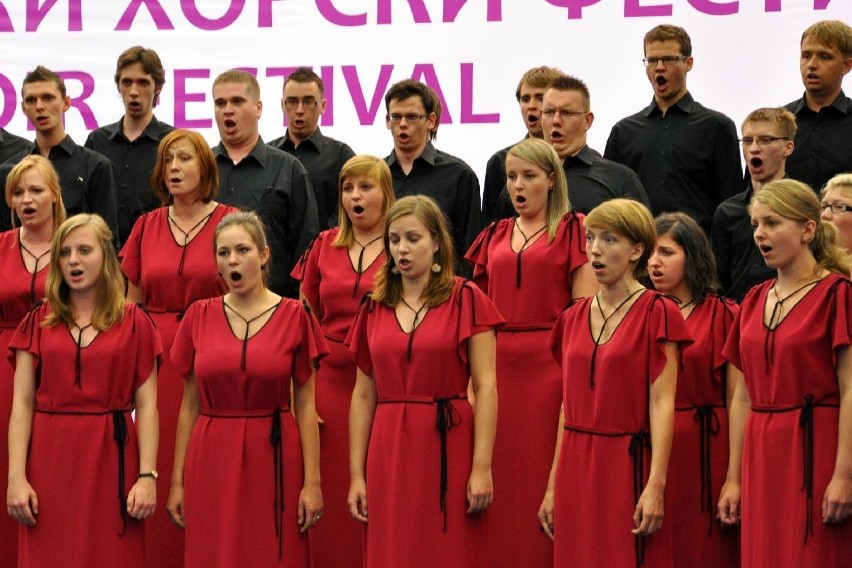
[211,69,319,297]
[269,67,355,229]
[494,75,649,218]
[0,128,30,165]
[481,66,561,222]
[784,20,852,194]
[383,79,480,271]
[604,24,741,234]
[86,46,174,245]
[712,108,796,301]
[0,66,118,236]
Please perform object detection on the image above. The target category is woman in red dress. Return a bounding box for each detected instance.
[0,155,66,566]
[7,214,161,568]
[719,179,852,567]
[121,129,236,567]
[290,155,394,568]
[540,198,691,568]
[168,211,327,567]
[648,212,740,566]
[347,195,503,567]
[465,138,596,567]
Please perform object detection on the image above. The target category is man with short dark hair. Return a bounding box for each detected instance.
[482,66,562,222]
[383,79,480,271]
[85,46,174,244]
[269,67,355,228]
[785,19,852,193]
[211,69,319,297]
[0,66,118,236]
[604,24,741,234]
[712,108,796,301]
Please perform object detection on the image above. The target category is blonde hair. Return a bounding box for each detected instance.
[5,155,67,232]
[214,211,271,287]
[372,196,455,307]
[585,199,656,279]
[333,155,396,247]
[507,138,569,242]
[752,179,850,277]
[44,215,125,330]
[822,173,852,199]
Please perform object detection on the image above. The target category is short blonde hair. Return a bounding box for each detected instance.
[5,155,66,232]
[822,173,852,199]
[334,155,396,247]
[585,199,656,279]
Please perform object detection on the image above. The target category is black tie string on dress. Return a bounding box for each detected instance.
[73,323,94,388]
[589,289,645,389]
[223,302,278,370]
[399,298,428,362]
[168,210,214,276]
[763,280,821,373]
[19,241,49,307]
[513,222,547,288]
[351,235,382,298]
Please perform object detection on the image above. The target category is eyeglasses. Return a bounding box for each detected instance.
[643,55,688,67]
[822,202,852,214]
[388,113,426,123]
[739,136,789,147]
[283,97,318,108]
[541,108,587,119]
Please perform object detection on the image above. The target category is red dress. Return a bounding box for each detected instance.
[8,303,162,568]
[290,228,383,568]
[548,291,691,568]
[465,213,587,568]
[0,229,49,567]
[723,275,852,567]
[347,279,504,568]
[171,297,328,567]
[120,203,235,568]
[670,295,740,566]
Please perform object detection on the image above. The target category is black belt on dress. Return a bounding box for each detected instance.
[36,406,132,536]
[201,406,290,560]
[377,393,466,532]
[751,394,839,544]
[563,423,651,568]
[675,402,723,536]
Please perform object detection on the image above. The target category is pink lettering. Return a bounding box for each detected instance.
[0,2,14,31]
[57,71,97,129]
[315,0,367,26]
[266,67,299,127]
[258,0,285,26]
[342,64,395,125]
[411,64,452,124]
[180,0,244,31]
[624,0,672,17]
[320,66,335,125]
[443,0,502,22]
[0,73,16,126]
[543,0,602,19]
[173,68,211,129]
[377,0,431,24]
[687,0,737,15]
[460,63,498,124]
[26,0,82,31]
[115,0,175,30]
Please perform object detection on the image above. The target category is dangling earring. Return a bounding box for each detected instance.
[391,265,400,275]
[431,262,442,274]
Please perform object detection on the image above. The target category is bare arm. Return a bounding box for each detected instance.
[823,346,852,524]
[293,372,322,532]
[347,367,377,523]
[467,329,497,514]
[127,365,158,519]
[166,375,200,528]
[7,351,38,526]
[718,364,748,525]
[571,263,599,300]
[633,340,677,536]
[538,407,566,540]
[126,280,143,304]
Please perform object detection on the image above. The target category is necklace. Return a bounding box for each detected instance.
[589,288,645,388]
[513,221,548,288]
[399,298,428,361]
[351,234,383,297]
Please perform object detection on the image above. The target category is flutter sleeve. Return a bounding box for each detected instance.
[346,296,375,376]
[292,301,330,385]
[456,279,505,363]
[130,304,163,391]
[647,293,693,384]
[170,299,200,380]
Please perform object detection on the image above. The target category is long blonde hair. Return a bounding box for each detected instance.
[5,155,67,232]
[506,138,569,242]
[752,179,851,277]
[372,196,455,307]
[44,215,126,329]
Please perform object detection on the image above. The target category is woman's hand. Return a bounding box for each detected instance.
[717,480,742,526]
[127,477,156,520]
[347,478,368,523]
[823,474,852,524]
[298,481,323,533]
[538,489,555,540]
[166,483,186,528]
[632,483,664,536]
[7,477,38,527]
[466,465,493,514]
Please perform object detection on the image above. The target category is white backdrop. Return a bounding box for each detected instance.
[1,1,849,183]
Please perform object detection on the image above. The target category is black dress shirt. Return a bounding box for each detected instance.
[604,92,742,234]
[269,128,355,229]
[785,91,852,193]
[0,128,31,165]
[711,182,774,302]
[386,142,481,274]
[482,138,523,223]
[214,139,319,298]
[85,116,175,245]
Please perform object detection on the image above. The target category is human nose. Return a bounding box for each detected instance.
[821,206,833,221]
[648,252,660,268]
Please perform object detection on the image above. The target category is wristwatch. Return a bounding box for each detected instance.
[137,471,159,479]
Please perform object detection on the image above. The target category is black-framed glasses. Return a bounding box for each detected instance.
[822,202,852,214]
[739,136,789,147]
[283,97,318,108]
[643,55,688,67]
[388,113,426,123]
[541,108,586,119]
